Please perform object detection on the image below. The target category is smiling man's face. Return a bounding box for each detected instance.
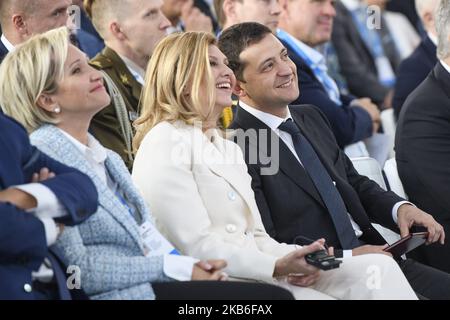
[237,33,299,111]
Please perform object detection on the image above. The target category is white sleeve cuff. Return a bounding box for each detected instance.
[343,250,353,258]
[38,217,58,246]
[163,254,199,281]
[14,183,67,218]
[392,201,415,224]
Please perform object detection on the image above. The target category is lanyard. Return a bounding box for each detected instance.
[277,29,343,106]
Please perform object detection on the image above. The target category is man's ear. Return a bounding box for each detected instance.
[422,11,433,27]
[223,0,237,22]
[110,22,126,41]
[233,81,247,98]
[11,14,28,37]
[36,93,59,114]
[278,0,289,12]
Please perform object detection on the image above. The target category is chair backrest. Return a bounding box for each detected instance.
[351,156,401,244]
[350,157,387,190]
[384,158,408,199]
[380,109,396,158]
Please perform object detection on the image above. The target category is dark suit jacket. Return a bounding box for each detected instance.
[90,47,141,171]
[0,112,98,299]
[395,62,450,273]
[77,29,104,59]
[331,1,392,105]
[230,105,403,255]
[393,36,437,119]
[279,38,373,148]
[1,32,103,62]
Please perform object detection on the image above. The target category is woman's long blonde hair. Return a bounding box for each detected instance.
[133,31,217,151]
[0,27,69,133]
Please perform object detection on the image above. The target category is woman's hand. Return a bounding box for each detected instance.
[191,259,228,281]
[31,167,56,182]
[273,239,325,284]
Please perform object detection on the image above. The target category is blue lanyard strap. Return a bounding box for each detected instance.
[277,29,343,106]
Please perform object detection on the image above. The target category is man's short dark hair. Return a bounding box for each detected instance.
[218,22,272,82]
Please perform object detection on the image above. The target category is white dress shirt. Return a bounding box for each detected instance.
[239,102,409,257]
[58,128,197,281]
[1,34,15,52]
[119,54,146,85]
[440,60,450,74]
[428,32,438,46]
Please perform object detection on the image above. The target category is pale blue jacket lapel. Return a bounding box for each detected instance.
[30,125,145,250]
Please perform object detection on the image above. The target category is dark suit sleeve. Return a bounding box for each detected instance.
[29,147,99,226]
[1,114,99,227]
[392,58,427,119]
[331,11,390,104]
[309,107,403,231]
[0,203,48,270]
[292,66,373,147]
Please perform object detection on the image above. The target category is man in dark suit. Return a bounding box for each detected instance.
[0,111,98,300]
[395,0,450,274]
[219,22,450,300]
[0,0,102,62]
[393,0,439,119]
[331,0,399,108]
[277,0,380,150]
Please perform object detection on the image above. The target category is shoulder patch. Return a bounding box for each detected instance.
[120,73,130,85]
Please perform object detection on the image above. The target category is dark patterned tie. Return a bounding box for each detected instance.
[279,119,360,249]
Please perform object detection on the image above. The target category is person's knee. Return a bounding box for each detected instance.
[360,253,399,273]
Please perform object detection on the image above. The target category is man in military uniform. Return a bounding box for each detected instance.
[85,0,171,170]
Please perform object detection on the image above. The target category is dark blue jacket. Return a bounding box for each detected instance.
[77,29,104,59]
[280,38,373,148]
[393,36,437,119]
[0,112,98,300]
[1,31,103,62]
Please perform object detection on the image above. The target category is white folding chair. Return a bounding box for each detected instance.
[380,109,397,158]
[351,157,401,244]
[384,158,408,199]
[350,157,386,189]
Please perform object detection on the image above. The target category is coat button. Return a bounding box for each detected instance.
[24,284,32,293]
[228,191,236,201]
[226,224,237,233]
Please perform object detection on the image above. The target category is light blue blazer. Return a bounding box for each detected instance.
[30,125,171,300]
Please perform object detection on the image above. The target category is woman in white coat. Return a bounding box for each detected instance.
[132,31,417,300]
[0,27,294,301]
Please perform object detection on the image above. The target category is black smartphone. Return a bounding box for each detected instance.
[305,250,342,271]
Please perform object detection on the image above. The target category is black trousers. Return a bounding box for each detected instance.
[399,258,450,300]
[153,281,294,300]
